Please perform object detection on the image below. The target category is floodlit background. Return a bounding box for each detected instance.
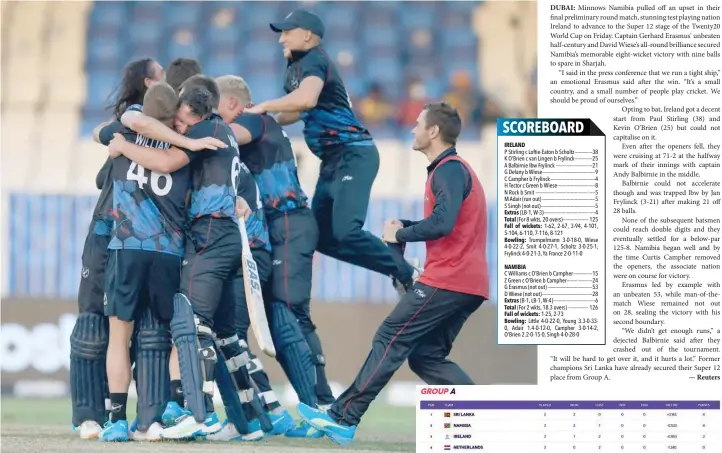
[0,0,538,419]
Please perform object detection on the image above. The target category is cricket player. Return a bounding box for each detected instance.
[246,10,418,294]
[109,82,269,440]
[98,82,195,442]
[113,71,251,429]
[70,58,164,440]
[119,61,207,146]
[216,75,329,438]
[166,57,203,92]
[177,77,288,439]
[69,158,112,440]
[94,60,224,434]
[297,103,489,445]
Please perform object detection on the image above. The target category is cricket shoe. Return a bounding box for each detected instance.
[129,421,163,441]
[72,420,103,440]
[248,409,295,436]
[159,412,222,440]
[204,419,264,441]
[297,403,356,446]
[161,401,191,427]
[285,420,324,438]
[98,419,130,442]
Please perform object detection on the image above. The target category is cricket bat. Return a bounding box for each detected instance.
[239,221,276,357]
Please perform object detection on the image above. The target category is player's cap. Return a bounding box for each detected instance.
[270,10,325,39]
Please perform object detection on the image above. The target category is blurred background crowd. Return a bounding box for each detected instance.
[73,1,537,138]
[1,0,538,399]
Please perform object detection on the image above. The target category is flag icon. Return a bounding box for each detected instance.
[444,412,451,417]
[444,445,451,451]
[444,423,450,428]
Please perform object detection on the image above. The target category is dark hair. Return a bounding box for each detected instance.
[423,102,462,146]
[142,82,179,127]
[179,86,214,119]
[108,58,158,119]
[180,75,220,109]
[166,58,203,93]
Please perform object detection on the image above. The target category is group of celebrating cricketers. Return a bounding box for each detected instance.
[68,9,489,446]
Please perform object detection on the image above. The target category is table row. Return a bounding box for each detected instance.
[418,441,718,453]
[419,401,721,410]
[418,430,719,442]
[422,412,715,421]
[421,420,717,430]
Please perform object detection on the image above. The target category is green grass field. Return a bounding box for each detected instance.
[1,398,415,453]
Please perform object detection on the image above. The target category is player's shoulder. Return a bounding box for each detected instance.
[234,112,260,127]
[296,47,330,71]
[203,117,238,155]
[308,46,331,64]
[188,114,225,136]
[214,119,236,144]
[260,113,280,129]
[234,112,253,123]
[434,158,467,178]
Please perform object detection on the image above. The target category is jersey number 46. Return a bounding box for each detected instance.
[126,162,173,196]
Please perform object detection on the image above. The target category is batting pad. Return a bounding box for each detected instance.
[214,336,251,434]
[170,293,208,423]
[135,308,172,431]
[269,301,318,407]
[70,312,109,426]
[216,336,274,433]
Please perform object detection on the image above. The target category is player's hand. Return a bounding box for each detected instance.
[382,220,402,244]
[235,196,252,221]
[186,136,227,152]
[108,133,125,158]
[385,219,403,228]
[244,103,267,115]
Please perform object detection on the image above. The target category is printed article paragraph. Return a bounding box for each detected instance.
[534,0,721,386]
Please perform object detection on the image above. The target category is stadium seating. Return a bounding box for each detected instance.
[1,1,91,192]
[80,1,481,138]
[3,2,47,108]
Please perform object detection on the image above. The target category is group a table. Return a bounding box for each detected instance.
[417,400,720,452]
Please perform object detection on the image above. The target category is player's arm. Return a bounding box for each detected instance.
[254,54,326,113]
[236,196,252,220]
[254,77,323,113]
[121,108,225,151]
[229,114,265,147]
[95,120,121,145]
[95,104,142,145]
[108,133,192,173]
[395,161,469,243]
[111,122,216,172]
[274,111,301,126]
[399,219,420,228]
